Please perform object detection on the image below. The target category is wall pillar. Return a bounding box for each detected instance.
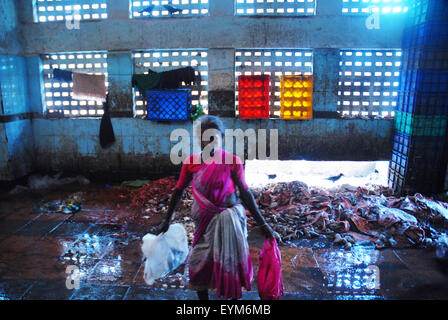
[312,48,340,117]
[107,51,133,117]
[207,48,235,117]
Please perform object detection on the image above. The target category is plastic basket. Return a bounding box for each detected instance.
[400,69,448,93]
[238,75,270,119]
[145,89,191,121]
[392,131,446,160]
[402,22,448,49]
[394,111,447,136]
[406,0,448,27]
[389,149,446,195]
[396,91,448,115]
[402,48,448,71]
[279,75,313,120]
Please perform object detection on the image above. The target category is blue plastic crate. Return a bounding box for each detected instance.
[400,69,448,93]
[145,89,192,121]
[389,147,446,195]
[402,22,448,49]
[392,132,446,159]
[402,48,448,71]
[397,91,448,115]
[406,0,448,27]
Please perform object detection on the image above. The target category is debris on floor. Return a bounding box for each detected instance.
[8,173,90,195]
[28,172,90,190]
[121,180,151,188]
[30,192,84,214]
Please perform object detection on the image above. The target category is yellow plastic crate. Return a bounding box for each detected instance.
[280,75,313,120]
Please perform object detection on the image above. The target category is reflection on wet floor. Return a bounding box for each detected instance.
[0,184,447,300]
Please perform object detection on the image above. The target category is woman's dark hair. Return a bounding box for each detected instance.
[196,115,225,137]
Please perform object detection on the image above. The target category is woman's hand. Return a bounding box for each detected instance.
[157,188,184,235]
[158,219,170,234]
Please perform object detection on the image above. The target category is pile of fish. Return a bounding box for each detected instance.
[252,181,448,249]
[125,177,448,250]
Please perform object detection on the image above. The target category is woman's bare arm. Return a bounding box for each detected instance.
[159,187,184,233]
[239,187,274,239]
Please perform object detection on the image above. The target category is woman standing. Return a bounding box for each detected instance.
[159,115,274,300]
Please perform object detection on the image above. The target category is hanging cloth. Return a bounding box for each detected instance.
[72,72,107,102]
[99,94,115,149]
[131,67,201,97]
[131,71,162,98]
[53,69,73,82]
[159,66,199,89]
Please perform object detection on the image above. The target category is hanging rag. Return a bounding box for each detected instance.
[99,94,115,148]
[159,66,200,89]
[131,67,201,98]
[72,72,107,102]
[53,69,73,82]
[131,71,162,98]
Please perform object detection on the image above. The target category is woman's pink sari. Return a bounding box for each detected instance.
[187,150,253,299]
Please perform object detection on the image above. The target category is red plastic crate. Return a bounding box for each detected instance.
[238,75,270,119]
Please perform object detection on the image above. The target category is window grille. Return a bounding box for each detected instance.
[33,0,107,22]
[132,49,208,117]
[342,0,409,15]
[235,49,313,117]
[41,51,108,117]
[130,0,209,18]
[236,0,316,16]
[338,49,402,117]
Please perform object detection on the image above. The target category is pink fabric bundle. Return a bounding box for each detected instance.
[72,72,106,102]
[258,238,284,300]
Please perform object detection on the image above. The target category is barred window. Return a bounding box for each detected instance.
[132,50,209,117]
[338,49,402,117]
[130,0,209,18]
[342,0,409,15]
[236,0,316,16]
[41,52,108,117]
[235,49,313,117]
[33,0,108,22]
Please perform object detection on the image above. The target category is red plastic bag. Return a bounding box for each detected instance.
[257,238,284,300]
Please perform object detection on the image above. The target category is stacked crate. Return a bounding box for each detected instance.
[146,89,192,121]
[389,0,448,195]
[237,75,271,119]
[279,75,313,120]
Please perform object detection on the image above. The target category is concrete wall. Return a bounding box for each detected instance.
[0,54,35,180]
[31,117,393,178]
[0,0,22,55]
[2,0,405,180]
[0,1,34,180]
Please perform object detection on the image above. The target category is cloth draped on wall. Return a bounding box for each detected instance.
[53,69,73,82]
[131,67,201,98]
[72,73,107,102]
[99,94,116,149]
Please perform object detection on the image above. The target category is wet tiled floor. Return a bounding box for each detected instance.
[0,184,447,300]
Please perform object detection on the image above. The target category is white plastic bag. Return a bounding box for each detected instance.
[141,223,189,285]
